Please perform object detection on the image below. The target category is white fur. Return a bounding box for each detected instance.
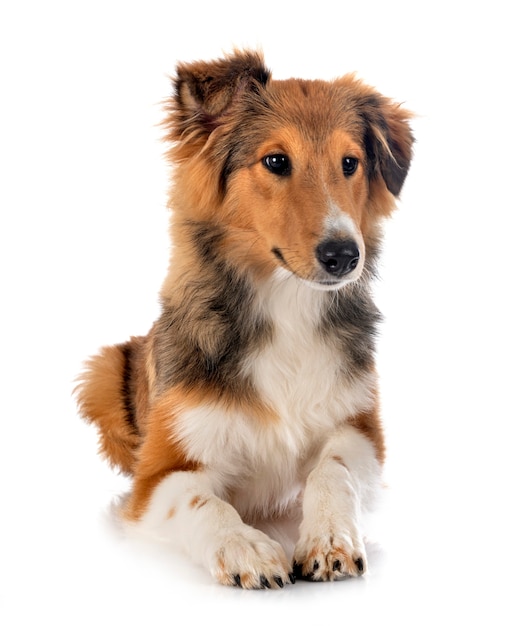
[129,270,381,587]
[293,425,381,579]
[321,202,366,285]
[129,470,291,587]
[325,201,360,240]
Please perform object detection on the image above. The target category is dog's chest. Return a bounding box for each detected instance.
[175,274,375,514]
[245,273,374,430]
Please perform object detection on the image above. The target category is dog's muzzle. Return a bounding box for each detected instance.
[315,239,360,278]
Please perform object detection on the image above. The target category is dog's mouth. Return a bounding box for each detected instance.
[271,244,362,291]
[271,247,287,265]
[300,278,349,291]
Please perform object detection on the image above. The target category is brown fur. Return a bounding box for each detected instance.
[76,341,141,474]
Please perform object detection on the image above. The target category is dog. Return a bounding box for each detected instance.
[76,49,413,589]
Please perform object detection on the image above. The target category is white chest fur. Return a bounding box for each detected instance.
[174,270,376,518]
[246,270,375,440]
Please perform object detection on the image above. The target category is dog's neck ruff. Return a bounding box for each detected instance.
[238,268,378,458]
[254,268,327,329]
[246,265,380,391]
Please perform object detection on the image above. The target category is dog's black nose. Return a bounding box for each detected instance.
[316,239,360,278]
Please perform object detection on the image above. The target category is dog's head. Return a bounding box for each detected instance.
[165,50,414,289]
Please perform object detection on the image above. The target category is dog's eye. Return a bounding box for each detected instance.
[263,154,291,176]
[342,157,359,177]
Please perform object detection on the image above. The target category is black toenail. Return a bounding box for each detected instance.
[260,575,271,589]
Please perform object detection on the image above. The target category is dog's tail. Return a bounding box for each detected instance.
[75,336,149,475]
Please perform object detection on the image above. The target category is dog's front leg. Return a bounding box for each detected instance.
[127,470,293,589]
[293,424,382,581]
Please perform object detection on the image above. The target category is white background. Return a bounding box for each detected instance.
[1,1,512,624]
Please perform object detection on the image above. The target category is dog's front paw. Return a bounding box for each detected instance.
[293,527,366,581]
[210,525,295,589]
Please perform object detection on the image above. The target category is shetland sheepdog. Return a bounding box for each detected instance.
[76,49,413,589]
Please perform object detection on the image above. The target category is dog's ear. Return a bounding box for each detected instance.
[168,49,270,143]
[360,95,414,196]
